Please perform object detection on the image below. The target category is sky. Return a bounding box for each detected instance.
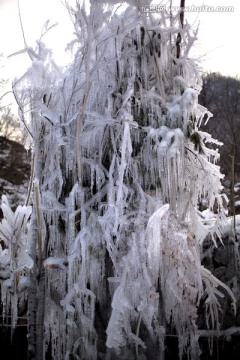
[0,0,239,108]
[185,0,240,77]
[0,0,73,76]
[0,0,74,110]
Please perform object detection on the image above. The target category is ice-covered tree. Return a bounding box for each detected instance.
[0,1,237,359]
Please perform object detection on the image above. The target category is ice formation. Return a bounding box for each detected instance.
[0,1,236,359]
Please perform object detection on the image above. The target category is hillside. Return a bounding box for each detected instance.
[0,136,31,217]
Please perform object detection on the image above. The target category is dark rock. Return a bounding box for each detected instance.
[0,136,31,217]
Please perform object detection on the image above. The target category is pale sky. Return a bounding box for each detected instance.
[185,0,240,77]
[0,0,73,76]
[0,0,239,96]
[0,0,74,110]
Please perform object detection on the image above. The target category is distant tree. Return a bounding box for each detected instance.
[0,2,237,360]
[0,105,21,141]
[0,56,24,142]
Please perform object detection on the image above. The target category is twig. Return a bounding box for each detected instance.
[34,180,43,271]
[185,146,205,170]
[25,153,34,206]
[135,314,142,359]
[0,91,13,102]
[17,0,33,61]
[176,0,185,59]
[11,85,33,138]
[76,82,91,185]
